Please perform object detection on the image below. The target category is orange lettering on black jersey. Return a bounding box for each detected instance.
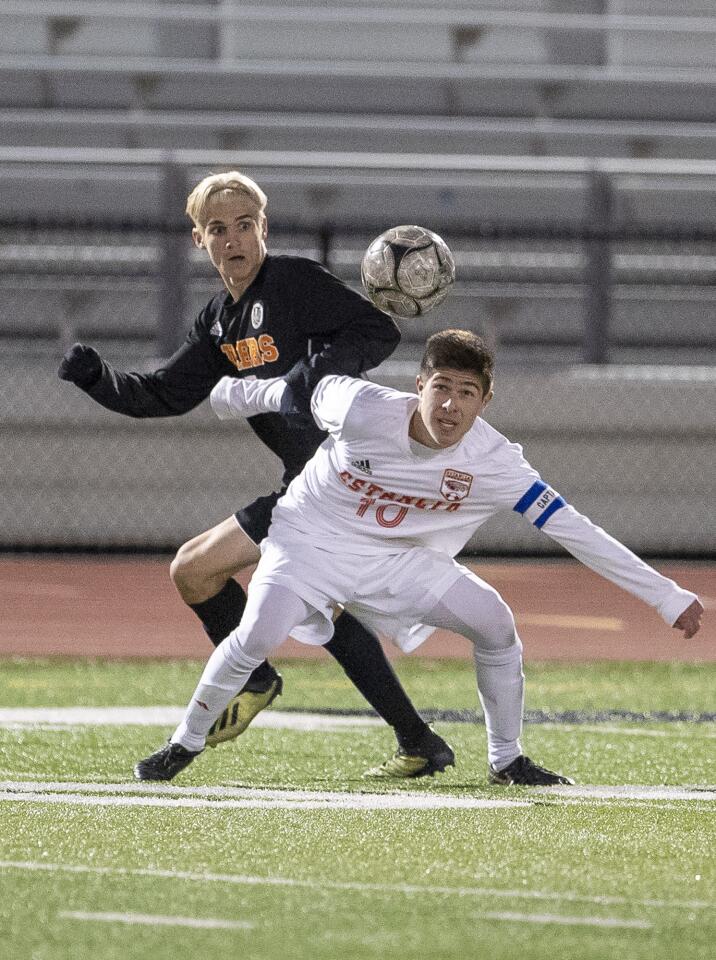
[258,334,279,363]
[222,337,280,372]
[220,343,239,366]
[247,338,263,366]
[236,339,254,367]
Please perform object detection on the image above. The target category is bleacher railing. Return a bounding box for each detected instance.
[2,149,716,361]
[5,2,716,43]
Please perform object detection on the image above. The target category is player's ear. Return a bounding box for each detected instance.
[260,215,268,241]
[192,227,205,250]
[416,374,425,394]
[484,388,494,406]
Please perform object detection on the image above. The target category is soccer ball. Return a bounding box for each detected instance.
[361,225,456,318]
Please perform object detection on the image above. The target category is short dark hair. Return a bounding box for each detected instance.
[419,329,494,396]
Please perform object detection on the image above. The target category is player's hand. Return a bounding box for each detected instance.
[673,598,704,639]
[58,343,103,388]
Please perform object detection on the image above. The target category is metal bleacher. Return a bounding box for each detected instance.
[1,1,715,553]
[1,0,715,364]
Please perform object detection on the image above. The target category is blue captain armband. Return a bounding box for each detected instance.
[513,480,566,529]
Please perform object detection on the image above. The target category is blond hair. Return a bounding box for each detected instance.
[185,171,268,228]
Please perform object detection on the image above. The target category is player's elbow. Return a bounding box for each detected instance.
[363,319,401,368]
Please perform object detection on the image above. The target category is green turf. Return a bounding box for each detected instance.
[2,656,715,712]
[1,722,714,789]
[1,803,713,960]
[0,658,714,960]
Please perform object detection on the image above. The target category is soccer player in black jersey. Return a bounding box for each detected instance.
[58,170,454,779]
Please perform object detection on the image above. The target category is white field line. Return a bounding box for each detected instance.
[2,778,715,804]
[2,860,713,913]
[540,723,716,740]
[59,910,254,930]
[533,784,716,801]
[537,801,715,814]
[477,911,651,929]
[0,707,381,730]
[0,774,709,814]
[0,781,527,811]
[2,708,715,739]
[59,907,651,934]
[0,790,707,813]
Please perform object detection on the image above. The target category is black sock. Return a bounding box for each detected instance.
[188,578,247,646]
[324,612,428,747]
[187,579,275,687]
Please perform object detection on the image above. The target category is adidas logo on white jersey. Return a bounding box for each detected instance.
[351,458,372,475]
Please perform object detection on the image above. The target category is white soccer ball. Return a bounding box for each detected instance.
[361,225,456,318]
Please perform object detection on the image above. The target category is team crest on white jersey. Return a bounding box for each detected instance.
[351,458,372,476]
[210,320,223,338]
[440,469,473,501]
[250,301,264,329]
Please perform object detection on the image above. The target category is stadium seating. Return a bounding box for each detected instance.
[1,0,715,360]
[4,2,716,68]
[2,109,715,160]
[3,53,716,121]
[1,1,714,551]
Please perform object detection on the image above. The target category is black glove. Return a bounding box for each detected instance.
[58,343,103,389]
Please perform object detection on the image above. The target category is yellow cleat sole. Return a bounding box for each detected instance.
[363,750,455,780]
[206,677,283,748]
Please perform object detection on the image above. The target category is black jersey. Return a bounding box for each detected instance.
[82,255,400,481]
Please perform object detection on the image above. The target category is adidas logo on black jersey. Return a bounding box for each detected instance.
[210,320,223,338]
[351,458,372,476]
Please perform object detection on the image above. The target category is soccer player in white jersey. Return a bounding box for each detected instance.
[135,329,703,785]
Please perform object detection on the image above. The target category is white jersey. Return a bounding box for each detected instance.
[211,374,696,629]
[275,377,538,557]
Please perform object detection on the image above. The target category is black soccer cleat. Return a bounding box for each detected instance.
[134,741,202,782]
[364,726,456,779]
[488,754,575,786]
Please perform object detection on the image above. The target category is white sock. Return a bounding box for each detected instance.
[171,642,263,752]
[472,645,524,770]
[424,574,525,770]
[171,582,311,753]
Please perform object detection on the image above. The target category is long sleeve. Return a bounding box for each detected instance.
[82,319,225,419]
[281,260,400,415]
[540,504,697,626]
[210,376,288,419]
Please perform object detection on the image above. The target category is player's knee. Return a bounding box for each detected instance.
[481,594,519,652]
[169,542,203,596]
[222,632,264,672]
[229,621,280,663]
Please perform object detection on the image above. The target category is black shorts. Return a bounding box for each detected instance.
[234,489,287,546]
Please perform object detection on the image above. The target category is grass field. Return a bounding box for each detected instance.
[0,656,714,960]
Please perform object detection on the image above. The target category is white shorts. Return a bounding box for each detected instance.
[251,527,469,653]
